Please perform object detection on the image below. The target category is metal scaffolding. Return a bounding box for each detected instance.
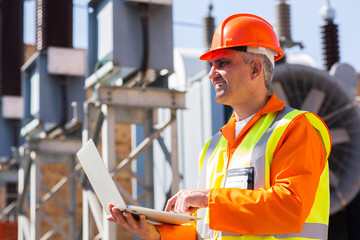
[17,139,82,240]
[81,80,185,239]
[15,60,185,239]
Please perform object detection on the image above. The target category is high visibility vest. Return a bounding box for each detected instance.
[197,107,331,240]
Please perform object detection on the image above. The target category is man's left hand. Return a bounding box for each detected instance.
[165,189,210,214]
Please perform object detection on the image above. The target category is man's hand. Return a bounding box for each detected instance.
[107,204,161,240]
[165,189,210,214]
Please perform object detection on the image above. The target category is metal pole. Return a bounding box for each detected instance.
[30,151,41,240]
[82,102,91,240]
[171,109,180,195]
[101,104,117,240]
[69,156,77,239]
[144,109,154,208]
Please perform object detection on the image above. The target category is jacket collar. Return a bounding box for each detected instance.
[220,94,285,145]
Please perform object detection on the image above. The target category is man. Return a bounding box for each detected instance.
[107,13,331,240]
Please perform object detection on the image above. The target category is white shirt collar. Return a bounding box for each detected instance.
[235,114,255,138]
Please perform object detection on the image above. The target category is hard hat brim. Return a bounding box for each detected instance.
[199,47,284,61]
[199,51,212,60]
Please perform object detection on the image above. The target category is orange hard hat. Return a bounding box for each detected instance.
[199,14,284,61]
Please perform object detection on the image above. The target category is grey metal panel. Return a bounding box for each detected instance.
[21,52,86,128]
[21,65,33,122]
[0,102,14,158]
[112,0,173,70]
[37,53,62,123]
[0,171,18,182]
[66,76,87,123]
[89,0,173,73]
[112,0,139,68]
[87,1,99,77]
[146,4,173,70]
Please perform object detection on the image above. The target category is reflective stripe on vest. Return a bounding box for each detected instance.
[199,131,223,189]
[196,107,330,240]
[197,222,328,240]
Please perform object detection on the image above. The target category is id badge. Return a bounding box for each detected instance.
[224,167,254,190]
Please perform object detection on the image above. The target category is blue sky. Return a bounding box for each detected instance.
[24,0,360,71]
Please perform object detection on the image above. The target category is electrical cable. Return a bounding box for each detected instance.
[60,77,68,128]
[139,3,149,87]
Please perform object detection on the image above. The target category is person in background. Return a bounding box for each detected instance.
[107,13,331,240]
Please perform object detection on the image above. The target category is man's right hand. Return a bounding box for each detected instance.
[165,189,209,214]
[107,204,161,240]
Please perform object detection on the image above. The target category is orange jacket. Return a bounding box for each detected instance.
[156,95,327,238]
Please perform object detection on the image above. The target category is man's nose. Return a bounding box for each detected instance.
[208,66,219,80]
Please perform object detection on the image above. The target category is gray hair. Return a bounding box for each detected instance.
[238,51,274,90]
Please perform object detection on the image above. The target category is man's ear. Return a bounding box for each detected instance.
[250,59,263,80]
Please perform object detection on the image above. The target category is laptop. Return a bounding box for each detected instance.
[76,138,200,225]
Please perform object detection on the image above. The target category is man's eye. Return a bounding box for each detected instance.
[219,62,227,68]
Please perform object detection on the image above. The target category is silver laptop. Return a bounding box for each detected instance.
[76,138,200,225]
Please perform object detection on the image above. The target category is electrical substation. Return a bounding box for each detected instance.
[0,0,359,239]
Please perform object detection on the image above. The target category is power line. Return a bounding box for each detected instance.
[174,21,202,28]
